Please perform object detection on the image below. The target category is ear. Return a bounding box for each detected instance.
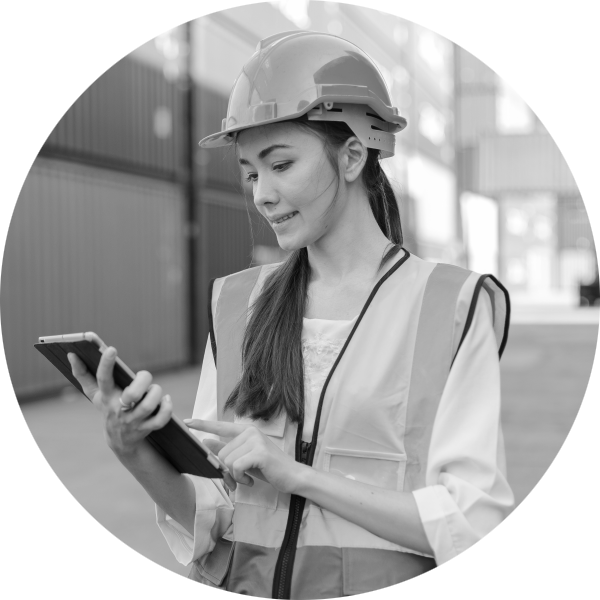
[340,136,368,183]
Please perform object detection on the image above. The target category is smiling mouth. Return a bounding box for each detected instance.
[272,211,298,225]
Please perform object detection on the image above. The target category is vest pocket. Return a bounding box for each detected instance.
[232,413,286,508]
[323,447,407,492]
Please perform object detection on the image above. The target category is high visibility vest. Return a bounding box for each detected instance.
[190,251,510,598]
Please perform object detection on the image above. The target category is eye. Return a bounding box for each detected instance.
[244,172,258,183]
[273,161,292,172]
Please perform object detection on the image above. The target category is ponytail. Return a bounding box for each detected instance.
[363,149,403,245]
[225,249,310,422]
[227,120,403,422]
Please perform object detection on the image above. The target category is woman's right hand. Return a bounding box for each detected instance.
[67,347,172,458]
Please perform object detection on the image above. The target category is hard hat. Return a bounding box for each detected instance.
[198,30,407,158]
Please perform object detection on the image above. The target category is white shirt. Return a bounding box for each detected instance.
[156,288,514,566]
[301,314,359,441]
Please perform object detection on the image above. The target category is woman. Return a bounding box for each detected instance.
[69,31,513,598]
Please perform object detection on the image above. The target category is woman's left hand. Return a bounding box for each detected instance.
[184,420,304,493]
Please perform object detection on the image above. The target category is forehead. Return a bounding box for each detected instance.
[236,122,320,157]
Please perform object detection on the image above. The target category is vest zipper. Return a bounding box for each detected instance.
[276,495,306,598]
[271,250,411,599]
[272,441,310,599]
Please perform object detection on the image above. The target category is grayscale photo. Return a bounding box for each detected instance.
[1,1,598,598]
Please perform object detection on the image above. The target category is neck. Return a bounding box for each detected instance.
[306,185,396,286]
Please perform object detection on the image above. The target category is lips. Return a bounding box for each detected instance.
[270,211,298,225]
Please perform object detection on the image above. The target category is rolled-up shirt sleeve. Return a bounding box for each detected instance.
[156,337,234,565]
[412,290,514,564]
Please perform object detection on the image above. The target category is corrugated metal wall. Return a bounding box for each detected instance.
[204,198,279,279]
[0,0,182,178]
[2,158,188,399]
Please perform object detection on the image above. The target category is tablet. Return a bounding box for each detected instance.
[34,332,226,479]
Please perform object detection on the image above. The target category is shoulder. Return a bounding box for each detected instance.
[401,252,476,300]
[410,252,472,281]
[405,253,510,359]
[407,253,506,308]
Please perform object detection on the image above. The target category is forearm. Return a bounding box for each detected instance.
[114,439,196,536]
[294,465,433,556]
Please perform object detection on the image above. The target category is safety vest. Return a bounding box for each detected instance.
[189,251,510,598]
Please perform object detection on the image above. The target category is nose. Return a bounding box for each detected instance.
[253,173,279,209]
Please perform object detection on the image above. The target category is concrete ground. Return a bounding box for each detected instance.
[471,323,600,600]
[0,321,600,600]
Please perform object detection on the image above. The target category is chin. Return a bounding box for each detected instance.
[275,233,308,253]
[276,239,302,252]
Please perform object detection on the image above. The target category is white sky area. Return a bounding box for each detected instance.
[461,192,499,275]
[514,0,600,99]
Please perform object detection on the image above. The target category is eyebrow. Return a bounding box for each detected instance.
[238,144,292,166]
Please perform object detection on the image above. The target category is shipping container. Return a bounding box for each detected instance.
[2,158,189,399]
[0,0,183,179]
[203,191,280,279]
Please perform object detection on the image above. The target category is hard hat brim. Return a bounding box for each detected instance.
[198,95,407,149]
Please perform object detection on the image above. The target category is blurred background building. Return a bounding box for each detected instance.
[0,0,600,401]
[456,49,597,307]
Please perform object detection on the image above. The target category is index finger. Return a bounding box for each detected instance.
[95,346,118,396]
[184,419,251,440]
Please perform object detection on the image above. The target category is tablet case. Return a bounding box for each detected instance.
[34,340,223,479]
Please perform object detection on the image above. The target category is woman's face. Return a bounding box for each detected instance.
[237,123,342,251]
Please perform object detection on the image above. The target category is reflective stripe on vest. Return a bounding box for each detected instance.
[207,253,509,596]
[214,265,262,422]
[403,263,471,490]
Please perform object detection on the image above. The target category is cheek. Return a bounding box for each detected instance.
[281,162,338,231]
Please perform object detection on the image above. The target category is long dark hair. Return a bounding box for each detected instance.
[225,119,403,423]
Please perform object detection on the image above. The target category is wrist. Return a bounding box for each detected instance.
[109,439,145,464]
[290,461,317,496]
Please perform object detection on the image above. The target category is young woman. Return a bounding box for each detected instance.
[69,31,513,598]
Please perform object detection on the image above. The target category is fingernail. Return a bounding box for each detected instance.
[105,347,116,358]
[164,395,171,403]
[183,418,192,423]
